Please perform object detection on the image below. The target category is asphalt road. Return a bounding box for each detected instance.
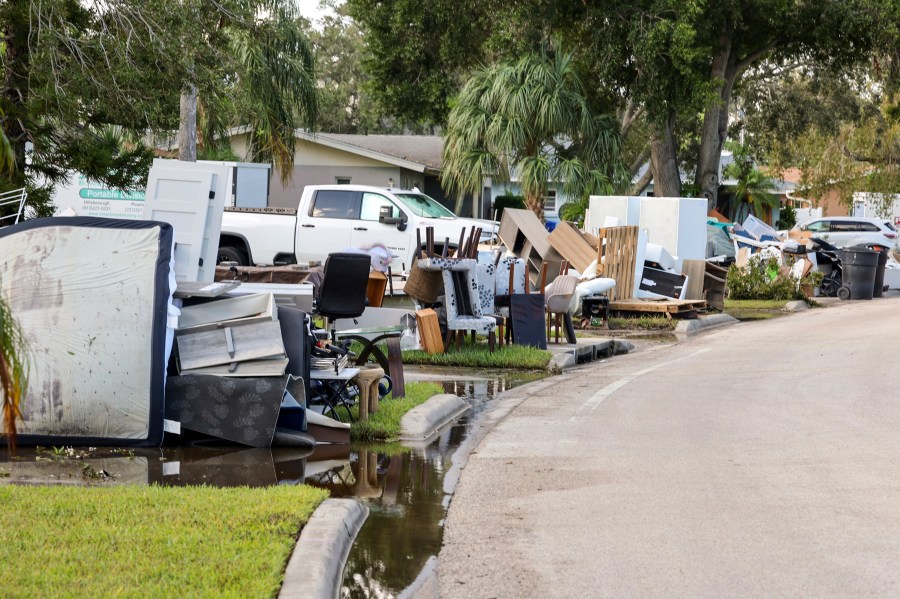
[436,299,900,598]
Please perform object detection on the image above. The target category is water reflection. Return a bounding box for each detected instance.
[0,368,546,599]
[330,368,547,599]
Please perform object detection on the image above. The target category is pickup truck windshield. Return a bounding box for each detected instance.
[394,193,456,218]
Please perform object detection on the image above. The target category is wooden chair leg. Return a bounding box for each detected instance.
[488,330,496,353]
[470,330,475,345]
[455,331,463,350]
[546,312,552,343]
[444,326,453,352]
[556,313,561,343]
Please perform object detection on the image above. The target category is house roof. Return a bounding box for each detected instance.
[295,132,445,173]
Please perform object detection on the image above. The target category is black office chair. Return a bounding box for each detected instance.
[315,252,372,342]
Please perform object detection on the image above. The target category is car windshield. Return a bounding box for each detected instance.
[394,193,456,218]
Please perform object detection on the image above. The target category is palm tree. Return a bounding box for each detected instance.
[442,47,624,220]
[226,9,318,183]
[724,142,779,221]
[0,295,28,451]
[180,1,318,183]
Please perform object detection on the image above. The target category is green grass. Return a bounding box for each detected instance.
[0,484,327,598]
[348,381,444,442]
[402,343,552,369]
[724,298,794,322]
[724,299,791,310]
[608,316,678,331]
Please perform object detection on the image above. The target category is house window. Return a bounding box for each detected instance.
[335,176,351,185]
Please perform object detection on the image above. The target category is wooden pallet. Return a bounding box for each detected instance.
[609,298,707,318]
[597,226,638,301]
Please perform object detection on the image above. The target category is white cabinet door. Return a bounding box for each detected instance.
[144,159,230,283]
[143,168,215,282]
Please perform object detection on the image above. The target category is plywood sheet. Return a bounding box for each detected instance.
[681,260,707,300]
[548,221,597,273]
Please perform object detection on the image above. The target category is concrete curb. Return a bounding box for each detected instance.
[674,313,739,336]
[279,498,368,599]
[548,339,635,371]
[399,394,469,444]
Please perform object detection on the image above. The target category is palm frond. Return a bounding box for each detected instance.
[0,295,29,452]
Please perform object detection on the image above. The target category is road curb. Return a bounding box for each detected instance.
[674,313,739,336]
[279,498,368,599]
[548,339,635,370]
[400,394,470,444]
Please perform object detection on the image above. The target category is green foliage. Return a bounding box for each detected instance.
[726,257,813,301]
[402,343,552,369]
[348,381,444,442]
[608,316,677,331]
[0,484,327,597]
[345,0,491,128]
[776,204,797,229]
[223,4,318,182]
[493,194,526,219]
[309,1,384,134]
[441,46,625,219]
[723,141,779,221]
[0,0,317,210]
[0,293,29,449]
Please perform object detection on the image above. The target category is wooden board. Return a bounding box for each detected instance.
[415,309,443,354]
[610,298,706,314]
[366,271,388,308]
[681,259,707,301]
[597,226,638,301]
[548,221,597,273]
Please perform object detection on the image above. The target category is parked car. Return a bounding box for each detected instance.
[791,216,898,249]
[218,185,497,270]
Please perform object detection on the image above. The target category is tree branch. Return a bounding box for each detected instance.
[629,144,650,177]
[628,166,653,196]
[736,41,782,75]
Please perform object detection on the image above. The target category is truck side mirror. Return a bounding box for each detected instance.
[379,205,407,231]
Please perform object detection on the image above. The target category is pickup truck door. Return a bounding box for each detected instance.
[297,189,355,264]
[351,191,412,271]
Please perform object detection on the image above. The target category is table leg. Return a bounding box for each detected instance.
[385,336,405,398]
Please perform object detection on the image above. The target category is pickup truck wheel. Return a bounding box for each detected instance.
[218,246,248,266]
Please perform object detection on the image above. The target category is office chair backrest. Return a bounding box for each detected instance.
[317,252,371,319]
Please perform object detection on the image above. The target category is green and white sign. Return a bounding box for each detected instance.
[53,174,146,219]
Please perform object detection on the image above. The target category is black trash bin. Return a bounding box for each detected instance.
[873,247,889,297]
[839,247,879,300]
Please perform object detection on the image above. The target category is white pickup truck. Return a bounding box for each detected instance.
[218,184,497,270]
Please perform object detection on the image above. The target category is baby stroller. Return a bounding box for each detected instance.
[809,237,845,298]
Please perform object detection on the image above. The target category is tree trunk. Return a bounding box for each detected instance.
[628,168,653,196]
[525,192,545,223]
[649,112,681,198]
[178,85,198,161]
[695,33,737,213]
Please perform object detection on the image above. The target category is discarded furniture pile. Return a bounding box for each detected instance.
[404,224,555,351]
[0,178,406,450]
[717,213,900,300]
